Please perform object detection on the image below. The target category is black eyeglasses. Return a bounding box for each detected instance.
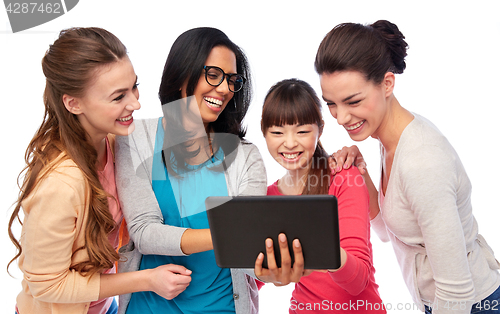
[203,66,246,93]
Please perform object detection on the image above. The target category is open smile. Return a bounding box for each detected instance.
[204,97,223,110]
[116,114,133,125]
[280,152,302,161]
[345,120,365,131]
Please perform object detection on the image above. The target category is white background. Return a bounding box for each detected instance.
[1,1,499,313]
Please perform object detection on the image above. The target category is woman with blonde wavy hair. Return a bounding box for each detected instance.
[8,27,191,314]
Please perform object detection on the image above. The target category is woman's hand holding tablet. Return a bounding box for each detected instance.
[254,233,314,286]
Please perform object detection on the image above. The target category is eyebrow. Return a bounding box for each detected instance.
[322,95,332,103]
[322,92,361,103]
[342,92,361,102]
[206,65,237,75]
[109,75,138,97]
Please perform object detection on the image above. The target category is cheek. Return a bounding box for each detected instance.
[264,136,280,156]
[363,100,382,120]
[224,93,235,106]
[308,137,319,153]
[264,136,275,152]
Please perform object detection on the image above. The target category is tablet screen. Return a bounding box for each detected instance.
[206,195,340,269]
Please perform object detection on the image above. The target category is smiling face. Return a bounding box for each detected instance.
[67,56,140,144]
[320,70,390,141]
[265,123,321,174]
[181,46,237,129]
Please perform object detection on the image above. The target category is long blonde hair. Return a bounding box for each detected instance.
[8,27,127,277]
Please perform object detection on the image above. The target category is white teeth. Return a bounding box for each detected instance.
[117,115,132,122]
[282,152,300,159]
[345,120,365,131]
[204,97,223,108]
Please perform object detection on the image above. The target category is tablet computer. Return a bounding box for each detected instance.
[205,195,340,269]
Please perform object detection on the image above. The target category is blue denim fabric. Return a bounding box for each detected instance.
[425,285,500,313]
[471,285,500,313]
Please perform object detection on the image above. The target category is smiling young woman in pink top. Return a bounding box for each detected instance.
[8,27,191,314]
[255,78,386,313]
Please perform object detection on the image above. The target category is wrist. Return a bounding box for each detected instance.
[142,269,155,292]
[255,275,268,283]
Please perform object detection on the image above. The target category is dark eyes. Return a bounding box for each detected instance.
[113,94,125,101]
[113,83,139,102]
[269,130,310,135]
[326,100,360,106]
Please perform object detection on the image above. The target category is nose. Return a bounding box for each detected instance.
[215,78,230,95]
[283,133,297,149]
[126,90,141,111]
[335,105,350,126]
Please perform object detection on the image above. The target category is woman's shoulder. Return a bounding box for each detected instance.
[403,113,452,150]
[329,166,367,195]
[236,139,262,156]
[267,180,280,195]
[27,155,87,206]
[52,157,87,186]
[331,166,363,183]
[398,113,459,165]
[116,118,159,150]
[135,118,159,134]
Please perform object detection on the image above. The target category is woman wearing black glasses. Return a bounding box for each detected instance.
[114,27,267,314]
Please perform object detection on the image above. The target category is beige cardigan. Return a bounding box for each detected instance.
[16,155,100,314]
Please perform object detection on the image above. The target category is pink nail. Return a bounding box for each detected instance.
[279,234,286,242]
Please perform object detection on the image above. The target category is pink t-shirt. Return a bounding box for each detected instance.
[268,167,386,313]
[89,138,123,314]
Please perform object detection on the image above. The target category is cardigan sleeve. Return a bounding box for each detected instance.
[227,142,267,281]
[234,143,267,197]
[327,167,373,296]
[20,165,100,303]
[402,145,475,313]
[115,130,188,256]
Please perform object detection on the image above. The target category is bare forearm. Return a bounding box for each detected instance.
[98,269,152,299]
[99,264,192,301]
[180,228,213,255]
[362,170,380,219]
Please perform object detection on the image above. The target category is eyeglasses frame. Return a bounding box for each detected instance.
[203,65,246,93]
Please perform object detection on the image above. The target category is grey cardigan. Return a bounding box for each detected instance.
[115,118,267,314]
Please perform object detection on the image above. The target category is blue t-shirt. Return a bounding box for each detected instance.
[126,118,235,314]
